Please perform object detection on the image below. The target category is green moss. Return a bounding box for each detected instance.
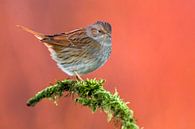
[27,79,139,129]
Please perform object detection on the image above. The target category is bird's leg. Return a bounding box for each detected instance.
[74,71,83,81]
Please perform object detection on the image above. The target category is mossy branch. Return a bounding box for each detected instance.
[27,79,139,129]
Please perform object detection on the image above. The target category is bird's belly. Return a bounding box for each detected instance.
[58,57,107,76]
[50,46,111,76]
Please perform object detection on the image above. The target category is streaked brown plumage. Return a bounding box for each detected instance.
[17,21,112,78]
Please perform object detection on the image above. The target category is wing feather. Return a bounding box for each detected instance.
[41,28,100,49]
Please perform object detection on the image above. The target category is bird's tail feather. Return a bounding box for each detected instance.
[16,25,45,40]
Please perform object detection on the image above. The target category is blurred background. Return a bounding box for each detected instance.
[0,0,195,129]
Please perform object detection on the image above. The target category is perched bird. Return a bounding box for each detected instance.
[17,21,112,80]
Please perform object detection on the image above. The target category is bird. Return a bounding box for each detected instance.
[17,21,112,80]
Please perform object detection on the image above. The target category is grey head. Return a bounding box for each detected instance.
[86,21,112,45]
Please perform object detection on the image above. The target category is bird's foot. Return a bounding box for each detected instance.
[74,72,83,81]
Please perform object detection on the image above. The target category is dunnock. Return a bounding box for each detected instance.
[17,21,112,79]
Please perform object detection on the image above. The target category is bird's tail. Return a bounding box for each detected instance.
[17,25,45,40]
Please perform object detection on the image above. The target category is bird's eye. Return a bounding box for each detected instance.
[98,30,104,33]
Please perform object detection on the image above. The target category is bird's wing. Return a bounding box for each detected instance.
[17,25,100,51]
[42,28,101,49]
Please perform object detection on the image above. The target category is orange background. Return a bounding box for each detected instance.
[0,0,195,129]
